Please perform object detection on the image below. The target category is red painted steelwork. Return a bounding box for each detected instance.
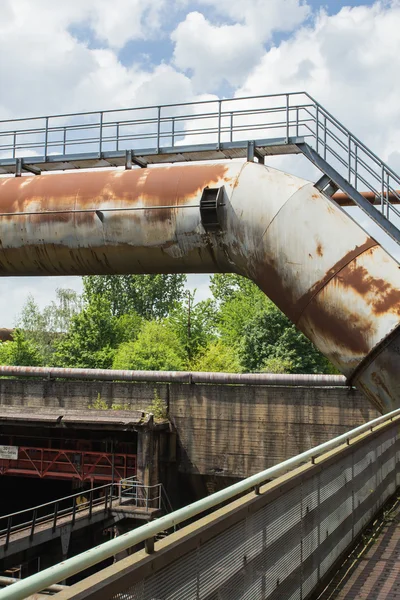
[0,447,136,482]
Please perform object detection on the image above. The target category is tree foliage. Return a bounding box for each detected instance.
[112,321,185,371]
[83,274,186,319]
[0,330,42,366]
[13,272,335,375]
[17,289,82,364]
[53,295,118,369]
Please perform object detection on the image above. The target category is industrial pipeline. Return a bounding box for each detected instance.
[0,162,399,412]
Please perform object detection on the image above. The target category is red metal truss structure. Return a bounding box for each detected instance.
[0,447,136,482]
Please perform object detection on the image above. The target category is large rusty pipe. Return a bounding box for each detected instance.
[0,162,399,412]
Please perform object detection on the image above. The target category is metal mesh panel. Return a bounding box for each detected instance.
[112,425,399,600]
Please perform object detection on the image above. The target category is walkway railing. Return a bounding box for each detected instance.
[0,482,116,551]
[0,480,163,553]
[1,93,399,235]
[2,407,399,600]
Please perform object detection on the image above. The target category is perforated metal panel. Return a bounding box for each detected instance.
[112,425,399,600]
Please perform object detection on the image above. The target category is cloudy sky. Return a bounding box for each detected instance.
[0,0,399,325]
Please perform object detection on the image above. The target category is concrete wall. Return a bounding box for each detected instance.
[0,379,379,479]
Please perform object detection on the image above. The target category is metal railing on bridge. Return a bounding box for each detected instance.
[1,92,399,244]
[2,407,399,600]
[0,479,165,557]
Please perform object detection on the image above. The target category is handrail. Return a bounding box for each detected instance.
[2,407,399,600]
[0,91,399,237]
[0,480,161,546]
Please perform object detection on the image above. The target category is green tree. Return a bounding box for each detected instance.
[211,275,268,348]
[18,289,82,364]
[167,292,216,361]
[53,295,118,369]
[239,308,333,374]
[191,340,241,373]
[83,274,186,319]
[0,329,41,366]
[112,320,185,371]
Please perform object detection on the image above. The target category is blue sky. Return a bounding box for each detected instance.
[0,0,399,325]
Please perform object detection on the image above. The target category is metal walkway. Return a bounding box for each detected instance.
[2,408,399,600]
[0,480,163,562]
[1,92,400,244]
[318,498,400,600]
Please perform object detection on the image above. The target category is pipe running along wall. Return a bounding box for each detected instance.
[0,162,399,412]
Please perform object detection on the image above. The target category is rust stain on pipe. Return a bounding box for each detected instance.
[0,161,399,413]
[333,190,400,206]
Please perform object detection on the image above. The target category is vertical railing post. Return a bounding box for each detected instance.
[44,117,49,160]
[12,132,16,159]
[71,496,77,526]
[381,164,385,214]
[217,100,222,149]
[285,94,290,143]
[295,107,299,138]
[5,516,12,549]
[63,127,67,155]
[354,143,358,191]
[52,502,58,532]
[323,116,327,161]
[99,112,104,156]
[230,111,233,143]
[171,117,175,147]
[116,123,119,152]
[315,105,319,154]
[30,509,37,539]
[348,134,352,184]
[89,490,93,520]
[386,171,390,219]
[157,106,161,153]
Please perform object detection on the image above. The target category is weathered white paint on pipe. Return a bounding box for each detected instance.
[0,162,399,411]
[0,365,347,387]
[1,407,399,600]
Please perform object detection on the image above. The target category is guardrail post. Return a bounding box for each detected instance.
[116,123,119,152]
[171,117,175,147]
[230,112,233,142]
[217,100,222,150]
[285,94,289,143]
[157,106,161,153]
[5,516,12,549]
[145,536,155,554]
[52,502,59,532]
[99,112,103,156]
[89,491,93,520]
[315,105,319,153]
[71,497,77,526]
[12,132,16,159]
[44,117,49,159]
[63,127,67,155]
[30,510,37,539]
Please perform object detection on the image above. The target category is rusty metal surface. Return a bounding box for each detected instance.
[0,329,13,342]
[333,190,400,206]
[0,162,399,412]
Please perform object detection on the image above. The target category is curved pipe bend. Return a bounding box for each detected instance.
[0,161,399,412]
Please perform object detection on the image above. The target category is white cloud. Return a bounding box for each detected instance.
[1,0,400,325]
[171,1,310,91]
[237,2,400,161]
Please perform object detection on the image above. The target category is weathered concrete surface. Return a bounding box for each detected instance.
[0,379,378,479]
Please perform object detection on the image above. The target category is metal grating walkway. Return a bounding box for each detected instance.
[318,499,400,600]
